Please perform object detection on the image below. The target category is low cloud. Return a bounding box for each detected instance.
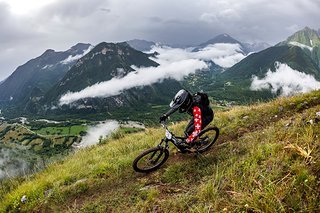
[0,147,30,179]
[150,43,245,68]
[193,43,246,67]
[60,58,207,105]
[76,120,119,147]
[59,43,244,105]
[61,46,94,64]
[250,62,320,96]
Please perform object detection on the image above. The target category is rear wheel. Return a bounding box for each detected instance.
[133,146,169,173]
[195,127,219,153]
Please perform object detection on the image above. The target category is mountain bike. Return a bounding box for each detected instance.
[132,121,219,173]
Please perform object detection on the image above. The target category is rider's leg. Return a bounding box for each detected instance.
[201,113,213,129]
[201,110,214,129]
[184,118,194,137]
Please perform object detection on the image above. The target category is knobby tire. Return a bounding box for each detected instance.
[133,146,169,173]
[196,127,219,153]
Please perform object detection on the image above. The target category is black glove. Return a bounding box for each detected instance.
[159,114,168,123]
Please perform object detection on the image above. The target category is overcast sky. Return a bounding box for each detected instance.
[0,0,319,81]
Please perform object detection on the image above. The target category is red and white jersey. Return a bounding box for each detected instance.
[187,106,202,142]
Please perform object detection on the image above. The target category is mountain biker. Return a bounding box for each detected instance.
[159,89,214,148]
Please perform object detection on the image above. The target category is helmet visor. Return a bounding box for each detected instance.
[169,90,185,108]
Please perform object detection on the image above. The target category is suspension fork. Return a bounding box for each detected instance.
[159,138,170,150]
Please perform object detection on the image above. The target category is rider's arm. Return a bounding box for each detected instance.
[186,106,202,143]
[162,106,179,118]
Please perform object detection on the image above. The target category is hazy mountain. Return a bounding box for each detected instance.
[194,34,248,53]
[126,39,156,52]
[0,43,92,106]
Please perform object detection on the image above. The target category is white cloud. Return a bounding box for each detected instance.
[193,43,246,67]
[250,62,320,96]
[59,58,208,105]
[76,120,119,147]
[60,45,94,64]
[150,43,245,68]
[0,147,29,179]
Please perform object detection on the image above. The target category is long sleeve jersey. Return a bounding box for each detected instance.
[186,106,202,143]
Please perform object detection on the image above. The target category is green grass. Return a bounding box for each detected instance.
[0,90,320,212]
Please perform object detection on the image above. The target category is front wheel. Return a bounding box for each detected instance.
[195,127,219,153]
[133,146,169,173]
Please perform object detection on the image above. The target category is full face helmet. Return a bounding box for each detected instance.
[169,89,193,113]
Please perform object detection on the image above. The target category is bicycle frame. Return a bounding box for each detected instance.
[159,122,186,149]
[132,122,219,172]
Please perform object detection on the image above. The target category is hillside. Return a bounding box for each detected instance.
[35,42,183,121]
[44,42,159,103]
[1,90,319,212]
[223,45,320,80]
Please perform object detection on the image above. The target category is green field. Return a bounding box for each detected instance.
[34,125,87,136]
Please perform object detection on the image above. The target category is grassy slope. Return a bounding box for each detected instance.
[1,90,320,212]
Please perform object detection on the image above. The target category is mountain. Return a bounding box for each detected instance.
[207,27,320,102]
[278,27,320,48]
[194,34,248,53]
[277,26,320,69]
[0,43,92,107]
[223,45,320,80]
[40,42,182,121]
[212,47,319,102]
[45,42,159,100]
[198,33,242,46]
[2,28,319,119]
[218,45,320,100]
[2,90,320,212]
[126,39,156,52]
